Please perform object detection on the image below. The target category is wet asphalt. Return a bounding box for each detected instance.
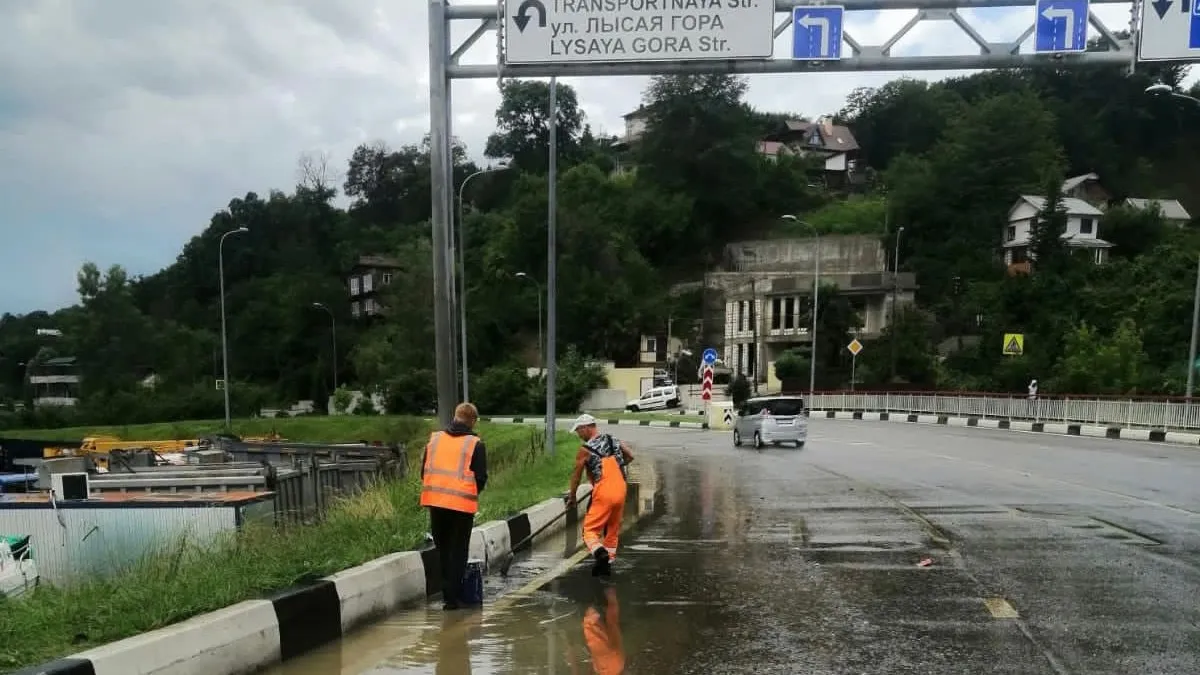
[267,419,1200,674]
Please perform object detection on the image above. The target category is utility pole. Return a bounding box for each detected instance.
[890,226,904,383]
[1187,254,1200,399]
[545,77,559,455]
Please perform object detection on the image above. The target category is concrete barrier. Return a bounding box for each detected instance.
[814,410,1200,446]
[483,416,708,430]
[11,483,611,675]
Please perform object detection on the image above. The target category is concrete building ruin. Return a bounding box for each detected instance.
[711,235,917,382]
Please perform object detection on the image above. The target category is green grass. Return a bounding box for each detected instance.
[0,418,578,673]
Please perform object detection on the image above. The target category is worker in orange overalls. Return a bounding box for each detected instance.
[566,414,634,577]
[420,402,489,610]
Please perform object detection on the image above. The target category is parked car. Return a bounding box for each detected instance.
[626,385,680,411]
[732,395,808,449]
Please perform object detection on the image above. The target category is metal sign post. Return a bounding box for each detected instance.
[846,339,863,392]
[427,0,1145,427]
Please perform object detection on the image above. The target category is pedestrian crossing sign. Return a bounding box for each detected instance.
[1003,333,1024,356]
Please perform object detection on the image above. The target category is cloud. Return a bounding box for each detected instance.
[0,0,1165,314]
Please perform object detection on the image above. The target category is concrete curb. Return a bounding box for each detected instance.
[813,410,1200,446]
[13,484,600,675]
[483,416,709,430]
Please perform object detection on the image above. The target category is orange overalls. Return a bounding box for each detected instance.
[580,434,627,561]
[582,587,625,674]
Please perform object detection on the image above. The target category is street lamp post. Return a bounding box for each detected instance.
[456,165,509,402]
[1145,84,1200,398]
[219,226,248,430]
[890,226,905,382]
[515,272,544,372]
[781,215,820,401]
[311,302,338,391]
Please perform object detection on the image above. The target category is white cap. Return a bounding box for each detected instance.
[570,413,597,431]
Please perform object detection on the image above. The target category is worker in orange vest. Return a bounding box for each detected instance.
[420,402,489,610]
[566,414,634,577]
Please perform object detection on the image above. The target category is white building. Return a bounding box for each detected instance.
[1003,195,1112,271]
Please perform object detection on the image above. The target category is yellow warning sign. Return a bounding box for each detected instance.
[1002,333,1024,356]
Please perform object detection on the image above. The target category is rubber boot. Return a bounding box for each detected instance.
[592,547,611,577]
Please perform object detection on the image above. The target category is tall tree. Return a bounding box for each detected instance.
[485,80,584,173]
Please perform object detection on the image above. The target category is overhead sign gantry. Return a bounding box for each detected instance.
[426,0,1197,431]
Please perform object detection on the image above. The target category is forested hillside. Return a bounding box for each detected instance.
[3,62,1200,429]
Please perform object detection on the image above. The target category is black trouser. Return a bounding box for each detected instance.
[429,506,475,605]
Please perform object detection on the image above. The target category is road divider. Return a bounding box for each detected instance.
[814,410,1200,446]
[12,485,598,675]
[483,416,708,430]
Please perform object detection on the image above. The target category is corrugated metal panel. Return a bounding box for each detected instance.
[0,505,237,586]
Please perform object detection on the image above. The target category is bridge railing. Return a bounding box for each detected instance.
[807,391,1200,431]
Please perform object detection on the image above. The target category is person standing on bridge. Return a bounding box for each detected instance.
[566,414,634,577]
[420,402,489,610]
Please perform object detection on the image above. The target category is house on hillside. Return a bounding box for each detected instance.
[762,117,864,190]
[1124,198,1192,226]
[1061,173,1111,207]
[1003,196,1111,274]
[714,236,916,382]
[347,255,401,319]
[28,356,80,407]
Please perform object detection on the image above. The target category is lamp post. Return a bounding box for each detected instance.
[1145,84,1200,398]
[890,226,905,382]
[456,165,510,402]
[781,215,820,401]
[219,226,248,430]
[311,302,338,391]
[515,272,544,372]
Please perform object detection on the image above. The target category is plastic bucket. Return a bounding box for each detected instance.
[460,559,484,606]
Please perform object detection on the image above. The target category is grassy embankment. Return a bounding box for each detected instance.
[0,416,578,673]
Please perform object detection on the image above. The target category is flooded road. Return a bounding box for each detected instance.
[269,420,1200,674]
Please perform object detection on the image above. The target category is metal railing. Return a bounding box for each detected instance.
[808,391,1200,431]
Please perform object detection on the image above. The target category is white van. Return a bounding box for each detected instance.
[626,385,680,412]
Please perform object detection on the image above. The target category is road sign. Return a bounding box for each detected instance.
[701,365,714,401]
[1034,0,1089,53]
[1138,0,1200,61]
[1003,333,1025,356]
[846,339,863,356]
[503,0,776,65]
[791,6,844,60]
[702,347,718,365]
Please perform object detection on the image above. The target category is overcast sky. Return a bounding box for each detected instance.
[0,1,1154,315]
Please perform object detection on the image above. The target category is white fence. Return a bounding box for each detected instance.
[808,392,1200,431]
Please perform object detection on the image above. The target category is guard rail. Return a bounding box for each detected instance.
[808,391,1200,431]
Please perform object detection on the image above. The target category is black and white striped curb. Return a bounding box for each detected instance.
[483,416,709,430]
[14,484,602,675]
[814,410,1200,445]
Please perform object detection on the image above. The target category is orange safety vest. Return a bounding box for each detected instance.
[419,431,479,514]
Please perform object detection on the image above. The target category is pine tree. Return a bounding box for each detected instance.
[1030,175,1070,273]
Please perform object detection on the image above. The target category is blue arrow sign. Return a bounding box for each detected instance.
[1034,0,1089,53]
[702,348,718,365]
[792,5,844,61]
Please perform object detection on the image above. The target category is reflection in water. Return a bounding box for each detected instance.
[576,585,625,675]
[435,610,480,675]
